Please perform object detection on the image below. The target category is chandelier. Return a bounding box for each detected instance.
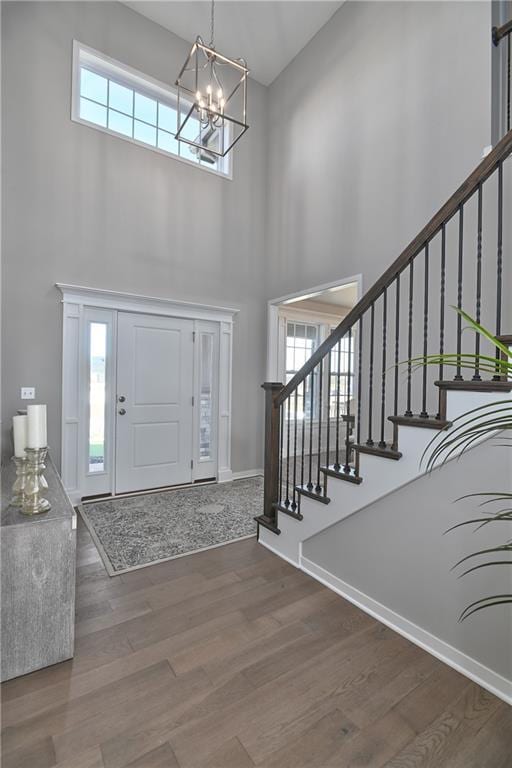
[175,0,249,159]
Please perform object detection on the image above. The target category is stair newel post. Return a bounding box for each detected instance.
[262,382,284,526]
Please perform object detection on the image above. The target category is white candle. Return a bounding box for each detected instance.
[13,414,28,457]
[27,404,47,449]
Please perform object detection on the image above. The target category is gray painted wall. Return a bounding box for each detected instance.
[1,1,268,471]
[265,1,493,300]
[2,1,500,473]
[303,438,512,681]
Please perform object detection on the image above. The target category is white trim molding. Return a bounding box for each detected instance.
[57,284,238,500]
[301,556,512,707]
[266,274,363,381]
[57,284,239,324]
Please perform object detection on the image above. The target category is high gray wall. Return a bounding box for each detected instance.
[265,1,493,300]
[1,1,268,471]
[303,438,512,682]
[2,1,499,473]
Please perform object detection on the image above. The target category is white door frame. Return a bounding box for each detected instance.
[266,274,363,381]
[58,284,238,503]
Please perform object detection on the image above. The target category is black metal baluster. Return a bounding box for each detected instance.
[326,349,332,474]
[494,161,504,378]
[344,328,353,471]
[405,261,414,416]
[285,396,291,507]
[307,372,314,489]
[291,388,298,510]
[393,275,400,418]
[357,316,363,448]
[379,289,388,446]
[439,224,446,385]
[391,276,400,450]
[367,303,375,445]
[508,35,511,133]
[300,379,306,489]
[420,243,429,417]
[455,205,464,380]
[316,359,323,493]
[334,341,341,470]
[473,183,483,381]
[278,402,284,506]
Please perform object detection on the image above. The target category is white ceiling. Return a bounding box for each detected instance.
[312,282,359,308]
[284,281,358,312]
[123,1,344,86]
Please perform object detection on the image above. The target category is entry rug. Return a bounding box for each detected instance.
[79,476,263,576]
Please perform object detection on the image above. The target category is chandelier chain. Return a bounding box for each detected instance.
[210,0,215,48]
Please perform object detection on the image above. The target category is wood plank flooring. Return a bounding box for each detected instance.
[1,515,510,768]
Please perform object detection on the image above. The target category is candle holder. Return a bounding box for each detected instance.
[10,455,29,507]
[22,447,51,515]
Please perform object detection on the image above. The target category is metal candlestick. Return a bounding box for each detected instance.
[22,447,51,515]
[10,455,29,507]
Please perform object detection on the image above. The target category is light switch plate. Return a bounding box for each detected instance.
[21,387,35,400]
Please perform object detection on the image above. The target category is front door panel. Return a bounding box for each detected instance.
[115,313,194,494]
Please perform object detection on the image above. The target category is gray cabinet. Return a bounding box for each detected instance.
[1,456,77,681]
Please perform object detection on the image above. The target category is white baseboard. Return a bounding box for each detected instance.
[258,537,300,568]
[300,556,512,707]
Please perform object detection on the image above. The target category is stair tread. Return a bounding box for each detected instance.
[254,514,281,535]
[389,415,451,430]
[435,379,512,392]
[321,465,363,484]
[295,485,331,504]
[272,502,303,520]
[354,443,402,460]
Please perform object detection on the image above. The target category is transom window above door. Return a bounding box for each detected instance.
[72,42,231,178]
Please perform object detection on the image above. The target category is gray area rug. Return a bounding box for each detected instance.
[79,477,263,576]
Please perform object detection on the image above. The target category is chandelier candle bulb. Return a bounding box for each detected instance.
[27,404,47,449]
[12,414,28,457]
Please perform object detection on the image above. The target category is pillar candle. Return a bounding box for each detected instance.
[27,404,47,449]
[13,414,28,457]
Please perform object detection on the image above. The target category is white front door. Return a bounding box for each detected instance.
[115,312,194,494]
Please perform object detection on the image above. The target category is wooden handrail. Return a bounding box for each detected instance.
[275,128,512,406]
[493,19,512,45]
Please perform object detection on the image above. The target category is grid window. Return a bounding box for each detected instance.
[74,43,231,178]
[286,322,319,419]
[329,334,355,418]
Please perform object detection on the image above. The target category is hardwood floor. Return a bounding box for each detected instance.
[1,515,510,768]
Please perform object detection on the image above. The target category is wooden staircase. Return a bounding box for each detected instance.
[256,19,512,549]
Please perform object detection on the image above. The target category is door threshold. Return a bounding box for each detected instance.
[81,478,218,505]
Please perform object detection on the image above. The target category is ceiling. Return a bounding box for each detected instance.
[284,282,358,314]
[312,282,359,308]
[123,1,344,86]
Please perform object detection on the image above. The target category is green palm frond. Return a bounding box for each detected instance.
[459,596,512,622]
[458,561,512,579]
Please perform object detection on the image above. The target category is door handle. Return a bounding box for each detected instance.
[118,408,126,416]
[118,395,126,403]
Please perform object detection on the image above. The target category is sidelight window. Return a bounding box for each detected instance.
[88,322,107,473]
